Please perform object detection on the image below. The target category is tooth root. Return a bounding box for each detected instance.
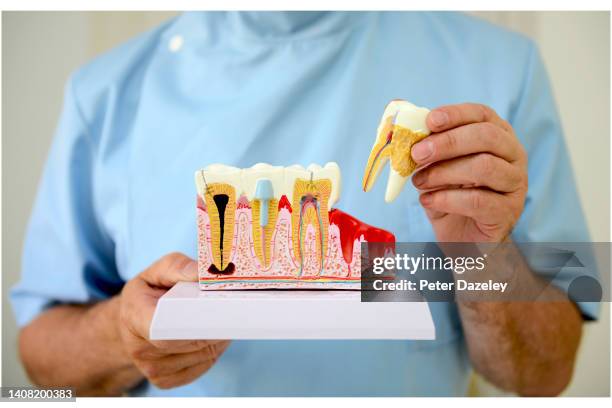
[362,148,390,192]
[385,169,409,203]
[291,178,331,275]
[243,165,284,269]
[251,198,278,269]
[362,114,394,192]
[202,183,236,270]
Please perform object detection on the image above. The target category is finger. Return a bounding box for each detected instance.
[121,253,199,346]
[411,122,521,165]
[149,339,229,354]
[141,252,197,288]
[426,103,510,133]
[412,153,524,193]
[423,207,448,221]
[120,278,164,339]
[419,188,508,223]
[143,342,230,377]
[151,360,215,390]
[122,266,196,340]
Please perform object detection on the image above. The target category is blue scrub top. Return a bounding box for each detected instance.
[11,11,597,396]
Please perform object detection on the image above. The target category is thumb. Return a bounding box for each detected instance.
[140,252,198,288]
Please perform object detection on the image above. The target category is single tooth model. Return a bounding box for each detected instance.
[254,179,273,266]
[362,100,431,203]
[195,162,395,290]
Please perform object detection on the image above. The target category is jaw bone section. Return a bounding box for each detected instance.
[362,100,431,203]
[195,162,394,289]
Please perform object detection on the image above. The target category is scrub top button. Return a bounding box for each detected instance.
[169,35,183,52]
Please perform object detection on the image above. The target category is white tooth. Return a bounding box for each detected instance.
[306,163,321,171]
[376,100,431,138]
[195,164,244,198]
[385,169,409,203]
[394,102,431,135]
[307,162,341,207]
[242,163,285,201]
[370,100,432,203]
[375,101,399,139]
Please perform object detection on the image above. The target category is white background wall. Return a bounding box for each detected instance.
[2,11,610,396]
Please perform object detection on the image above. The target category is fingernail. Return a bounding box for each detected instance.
[412,171,427,187]
[411,140,434,161]
[420,193,433,206]
[430,110,448,128]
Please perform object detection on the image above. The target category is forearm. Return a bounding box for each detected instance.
[19,296,143,396]
[457,243,583,396]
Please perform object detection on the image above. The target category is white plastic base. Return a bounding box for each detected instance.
[150,282,435,340]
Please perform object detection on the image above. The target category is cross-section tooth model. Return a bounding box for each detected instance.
[362,100,431,203]
[195,162,395,289]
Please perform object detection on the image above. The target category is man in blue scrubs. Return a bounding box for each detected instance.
[12,12,596,396]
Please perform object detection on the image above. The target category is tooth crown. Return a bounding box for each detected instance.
[362,100,431,203]
[196,162,341,207]
[194,162,394,289]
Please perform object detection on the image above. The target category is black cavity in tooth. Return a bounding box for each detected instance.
[208,262,236,275]
[213,194,229,267]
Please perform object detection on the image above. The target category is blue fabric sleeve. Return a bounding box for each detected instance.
[10,75,122,328]
[510,43,600,320]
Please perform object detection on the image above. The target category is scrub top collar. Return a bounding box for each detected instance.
[170,11,366,48]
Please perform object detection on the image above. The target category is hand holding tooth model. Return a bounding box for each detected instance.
[363,100,528,243]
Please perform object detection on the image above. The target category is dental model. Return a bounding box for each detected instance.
[362,100,431,202]
[195,162,394,289]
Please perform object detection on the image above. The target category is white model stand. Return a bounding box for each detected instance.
[150,282,435,340]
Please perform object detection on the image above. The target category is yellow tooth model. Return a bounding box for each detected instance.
[362,100,431,203]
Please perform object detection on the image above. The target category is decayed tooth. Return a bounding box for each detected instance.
[242,163,284,269]
[286,164,332,276]
[194,164,242,273]
[362,100,431,203]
